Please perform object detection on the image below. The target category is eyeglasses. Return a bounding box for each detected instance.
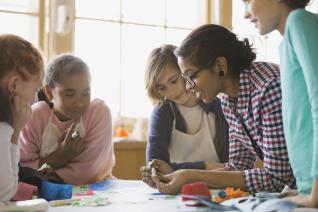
[181,61,214,88]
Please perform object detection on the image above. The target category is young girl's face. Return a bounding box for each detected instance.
[243,0,282,35]
[51,73,91,121]
[156,63,197,106]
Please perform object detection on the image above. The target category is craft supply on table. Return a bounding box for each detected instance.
[0,199,48,211]
[71,196,111,207]
[72,185,94,196]
[212,187,249,203]
[164,195,177,200]
[221,196,297,212]
[181,182,211,206]
[49,198,81,207]
[39,180,72,201]
[71,130,79,139]
[89,180,116,191]
[38,163,51,171]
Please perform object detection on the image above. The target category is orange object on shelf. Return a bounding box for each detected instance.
[114,125,129,138]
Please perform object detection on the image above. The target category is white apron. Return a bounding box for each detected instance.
[40,110,86,158]
[168,112,219,163]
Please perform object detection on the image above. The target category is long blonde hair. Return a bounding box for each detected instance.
[145,44,179,106]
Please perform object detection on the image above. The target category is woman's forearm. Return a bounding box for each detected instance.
[185,169,247,190]
[204,161,225,170]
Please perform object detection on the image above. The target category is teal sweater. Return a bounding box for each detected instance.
[279,9,318,194]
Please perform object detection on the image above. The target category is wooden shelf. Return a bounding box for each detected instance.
[112,141,147,180]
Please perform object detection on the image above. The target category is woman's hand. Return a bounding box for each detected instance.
[140,159,174,188]
[285,179,318,208]
[39,168,64,183]
[151,169,189,195]
[150,159,174,174]
[285,194,318,208]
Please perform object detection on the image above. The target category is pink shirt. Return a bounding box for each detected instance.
[19,99,115,185]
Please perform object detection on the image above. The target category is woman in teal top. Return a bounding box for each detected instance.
[243,0,318,208]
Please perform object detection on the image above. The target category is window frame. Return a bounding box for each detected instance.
[0,0,233,117]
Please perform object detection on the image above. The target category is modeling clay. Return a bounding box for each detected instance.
[213,187,249,203]
[181,182,211,206]
[73,185,94,196]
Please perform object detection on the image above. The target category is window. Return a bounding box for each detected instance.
[74,0,207,118]
[0,0,44,50]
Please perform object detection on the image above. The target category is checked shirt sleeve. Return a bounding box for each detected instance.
[224,133,256,171]
[244,79,295,193]
[222,94,256,172]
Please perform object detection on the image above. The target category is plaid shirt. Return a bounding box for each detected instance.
[221,62,296,193]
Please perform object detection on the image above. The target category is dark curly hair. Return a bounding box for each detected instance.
[174,24,256,77]
[45,53,90,88]
[37,54,90,106]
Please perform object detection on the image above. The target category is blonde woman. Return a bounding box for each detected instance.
[141,44,229,188]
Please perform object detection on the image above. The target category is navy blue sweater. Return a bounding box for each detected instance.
[147,98,229,170]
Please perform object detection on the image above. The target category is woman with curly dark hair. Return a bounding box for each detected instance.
[152,24,296,196]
